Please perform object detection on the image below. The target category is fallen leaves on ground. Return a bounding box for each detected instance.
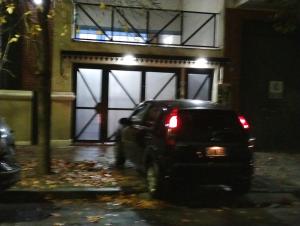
[14,159,122,189]
[53,223,65,226]
[97,194,169,209]
[86,215,103,223]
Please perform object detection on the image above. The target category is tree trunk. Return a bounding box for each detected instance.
[36,0,52,175]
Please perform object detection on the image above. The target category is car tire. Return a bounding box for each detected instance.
[2,145,16,163]
[146,161,165,198]
[114,140,125,168]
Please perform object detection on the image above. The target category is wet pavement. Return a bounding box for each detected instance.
[0,192,300,226]
[1,146,300,225]
[15,145,300,192]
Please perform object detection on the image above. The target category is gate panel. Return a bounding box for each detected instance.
[107,70,142,139]
[145,72,177,100]
[75,68,102,141]
[187,73,211,100]
[74,67,180,142]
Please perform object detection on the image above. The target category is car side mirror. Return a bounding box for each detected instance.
[119,118,131,125]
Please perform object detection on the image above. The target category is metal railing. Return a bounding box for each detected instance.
[73,2,220,48]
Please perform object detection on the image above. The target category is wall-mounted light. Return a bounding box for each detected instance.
[123,54,136,65]
[33,0,43,5]
[194,58,208,67]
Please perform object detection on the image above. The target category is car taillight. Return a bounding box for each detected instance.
[165,109,180,145]
[165,109,179,129]
[238,115,250,129]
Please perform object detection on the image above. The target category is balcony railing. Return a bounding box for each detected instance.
[73,2,220,48]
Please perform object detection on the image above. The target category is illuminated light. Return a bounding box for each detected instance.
[162,36,174,45]
[195,58,208,67]
[33,0,43,5]
[165,109,179,129]
[206,146,226,157]
[169,115,178,128]
[165,108,180,145]
[123,54,136,65]
[238,115,250,129]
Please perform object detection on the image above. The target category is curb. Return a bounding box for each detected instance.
[0,187,122,201]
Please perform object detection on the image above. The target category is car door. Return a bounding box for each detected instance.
[136,105,164,167]
[121,103,150,165]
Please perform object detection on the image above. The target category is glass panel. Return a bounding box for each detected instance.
[76,109,100,140]
[76,4,112,41]
[145,72,176,100]
[188,73,210,100]
[177,110,244,142]
[113,8,147,43]
[108,70,141,108]
[183,13,214,46]
[107,110,133,138]
[76,69,102,107]
[149,10,181,44]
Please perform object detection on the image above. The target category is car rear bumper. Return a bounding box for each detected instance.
[0,163,21,189]
[165,161,254,184]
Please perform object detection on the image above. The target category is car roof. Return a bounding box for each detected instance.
[143,99,230,111]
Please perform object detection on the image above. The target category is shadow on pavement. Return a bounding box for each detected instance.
[0,194,55,222]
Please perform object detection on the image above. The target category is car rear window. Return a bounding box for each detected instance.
[177,109,245,142]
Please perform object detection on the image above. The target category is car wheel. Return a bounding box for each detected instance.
[114,140,125,167]
[146,161,164,198]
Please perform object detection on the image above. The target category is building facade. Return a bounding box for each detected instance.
[48,0,229,145]
[1,0,239,145]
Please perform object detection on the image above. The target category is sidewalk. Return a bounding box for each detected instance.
[8,145,146,198]
[5,145,300,199]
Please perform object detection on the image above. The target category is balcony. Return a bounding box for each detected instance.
[73,2,220,48]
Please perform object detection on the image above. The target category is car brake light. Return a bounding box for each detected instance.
[238,115,250,129]
[165,109,179,129]
[165,109,180,145]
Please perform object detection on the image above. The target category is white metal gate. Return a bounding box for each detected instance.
[74,67,178,142]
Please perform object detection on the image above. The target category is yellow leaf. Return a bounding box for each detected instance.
[86,216,103,223]
[47,10,55,19]
[50,213,61,217]
[34,25,42,32]
[99,2,106,10]
[53,223,65,226]
[8,37,19,44]
[0,16,6,25]
[24,11,32,16]
[6,4,15,14]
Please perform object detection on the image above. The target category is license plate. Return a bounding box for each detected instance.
[206,146,226,157]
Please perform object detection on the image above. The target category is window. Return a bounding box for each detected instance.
[144,106,162,126]
[130,104,149,122]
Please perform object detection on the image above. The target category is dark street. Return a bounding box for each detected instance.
[0,190,300,226]
[1,146,300,226]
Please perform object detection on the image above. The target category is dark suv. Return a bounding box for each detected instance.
[114,100,255,197]
[0,118,20,190]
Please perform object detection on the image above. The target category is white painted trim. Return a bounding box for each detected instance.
[63,55,225,69]
[51,139,73,147]
[15,141,32,146]
[211,65,220,102]
[0,90,33,100]
[51,92,76,101]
